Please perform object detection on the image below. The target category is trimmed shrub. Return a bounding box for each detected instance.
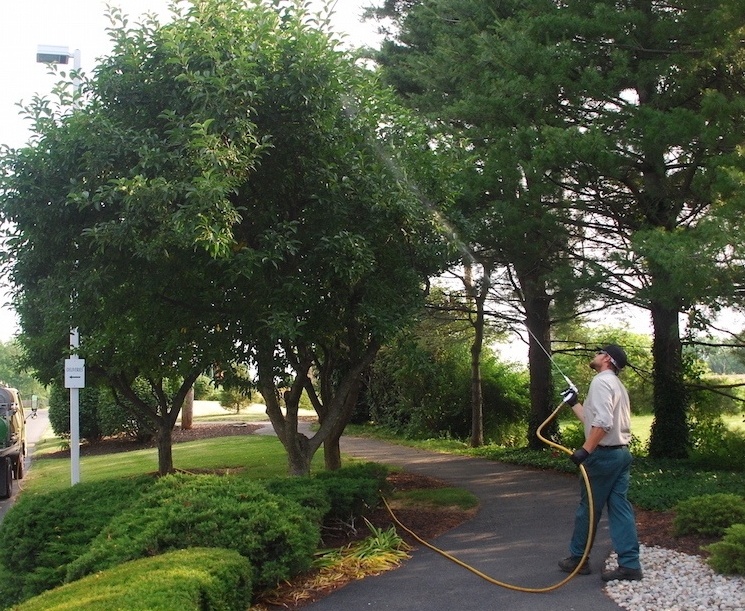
[262,477,331,524]
[48,382,151,442]
[705,524,745,575]
[0,476,155,606]
[48,384,105,441]
[15,548,252,611]
[673,493,745,537]
[65,474,320,589]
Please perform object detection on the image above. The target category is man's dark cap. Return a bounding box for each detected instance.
[599,344,628,370]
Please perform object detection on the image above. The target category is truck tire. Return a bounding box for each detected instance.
[14,454,24,480]
[0,457,12,499]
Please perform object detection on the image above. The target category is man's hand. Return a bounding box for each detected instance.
[570,448,590,465]
[560,386,578,407]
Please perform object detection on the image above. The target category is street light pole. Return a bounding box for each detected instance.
[36,44,85,486]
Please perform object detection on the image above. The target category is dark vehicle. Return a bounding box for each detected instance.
[0,387,26,499]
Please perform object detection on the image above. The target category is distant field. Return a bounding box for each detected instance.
[630,413,744,447]
[559,413,744,449]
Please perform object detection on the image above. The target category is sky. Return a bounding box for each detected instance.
[0,0,383,342]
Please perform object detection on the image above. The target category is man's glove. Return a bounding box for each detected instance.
[570,448,590,466]
[560,386,579,407]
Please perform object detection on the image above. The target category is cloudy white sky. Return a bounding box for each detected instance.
[0,0,382,342]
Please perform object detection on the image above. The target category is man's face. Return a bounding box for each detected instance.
[589,351,608,372]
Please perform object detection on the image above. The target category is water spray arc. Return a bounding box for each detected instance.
[343,87,594,591]
[382,328,596,593]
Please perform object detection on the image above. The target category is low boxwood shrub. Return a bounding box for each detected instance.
[15,548,252,611]
[65,474,320,589]
[705,524,745,575]
[673,493,745,537]
[0,476,155,606]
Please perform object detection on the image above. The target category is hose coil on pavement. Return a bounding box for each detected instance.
[382,399,595,593]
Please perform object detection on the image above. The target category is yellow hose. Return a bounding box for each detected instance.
[382,399,595,593]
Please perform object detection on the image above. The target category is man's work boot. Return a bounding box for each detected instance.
[558,556,591,575]
[601,565,643,582]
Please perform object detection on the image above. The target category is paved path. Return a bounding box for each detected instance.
[306,435,623,611]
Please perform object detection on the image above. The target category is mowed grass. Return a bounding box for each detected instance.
[632,413,744,446]
[562,413,745,448]
[23,435,324,495]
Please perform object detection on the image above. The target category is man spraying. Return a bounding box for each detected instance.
[558,344,643,582]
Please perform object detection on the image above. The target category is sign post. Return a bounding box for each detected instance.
[64,329,85,485]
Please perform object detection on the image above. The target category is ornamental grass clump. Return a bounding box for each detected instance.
[256,520,411,609]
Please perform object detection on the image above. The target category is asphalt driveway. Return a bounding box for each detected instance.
[306,435,623,611]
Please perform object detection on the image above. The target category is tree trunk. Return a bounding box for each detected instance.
[323,378,363,470]
[648,301,689,458]
[465,261,487,447]
[108,373,198,476]
[324,432,343,471]
[181,386,194,430]
[285,431,313,476]
[520,273,557,449]
[470,331,484,447]
[157,423,174,475]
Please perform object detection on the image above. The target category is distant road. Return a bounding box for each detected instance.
[0,407,50,522]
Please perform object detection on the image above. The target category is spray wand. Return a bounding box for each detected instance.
[382,332,595,593]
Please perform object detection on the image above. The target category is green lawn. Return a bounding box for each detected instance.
[561,413,745,448]
[24,434,323,495]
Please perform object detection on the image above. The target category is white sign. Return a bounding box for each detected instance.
[64,359,86,388]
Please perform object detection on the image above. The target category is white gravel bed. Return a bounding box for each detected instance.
[604,544,745,611]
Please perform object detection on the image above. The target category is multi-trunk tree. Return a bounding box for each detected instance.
[0,0,453,475]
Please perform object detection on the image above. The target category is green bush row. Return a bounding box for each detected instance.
[64,474,320,589]
[14,548,252,611]
[363,331,530,443]
[48,382,152,442]
[672,493,745,575]
[0,464,388,609]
